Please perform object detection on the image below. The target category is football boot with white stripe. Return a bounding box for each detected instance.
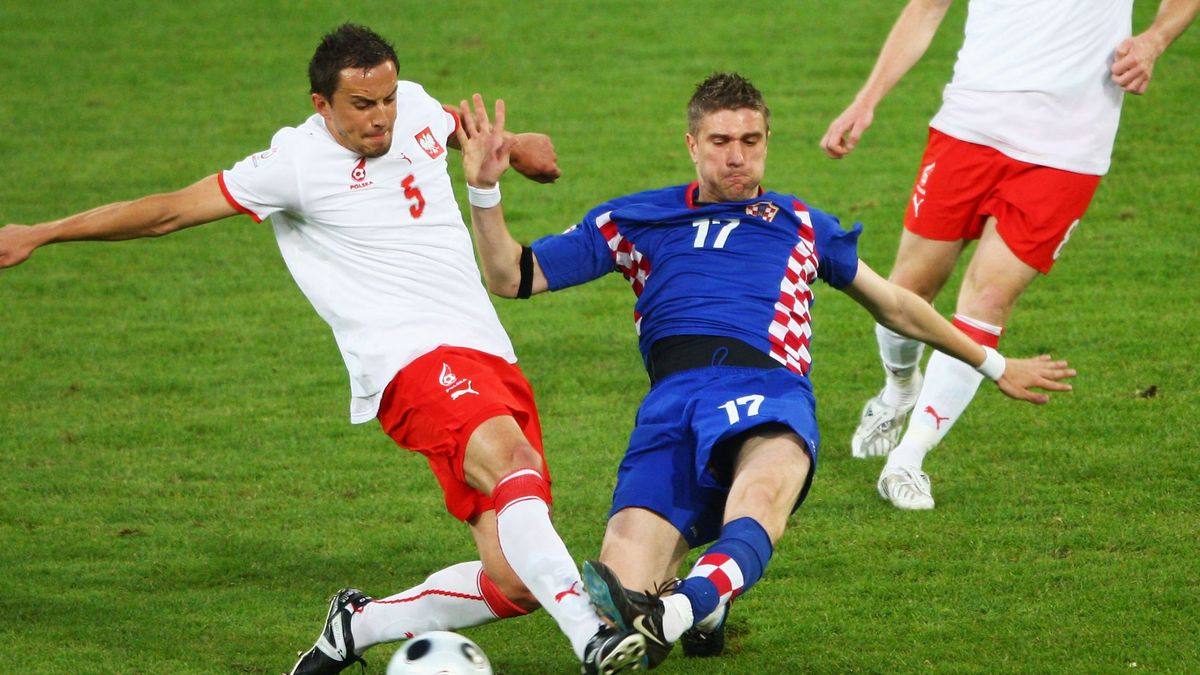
[583,561,672,669]
[581,624,648,674]
[289,588,373,675]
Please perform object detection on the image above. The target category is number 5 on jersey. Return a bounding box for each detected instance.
[402,174,425,218]
[719,394,764,424]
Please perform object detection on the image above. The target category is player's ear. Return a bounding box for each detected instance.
[312,92,332,118]
[685,133,699,163]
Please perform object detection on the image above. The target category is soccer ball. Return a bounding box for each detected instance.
[386,631,493,675]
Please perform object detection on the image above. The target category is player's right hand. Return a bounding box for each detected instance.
[455,94,514,190]
[820,102,875,159]
[0,224,39,269]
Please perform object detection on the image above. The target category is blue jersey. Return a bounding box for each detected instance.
[532,182,862,376]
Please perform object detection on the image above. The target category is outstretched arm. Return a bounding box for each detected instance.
[820,0,954,159]
[0,174,238,269]
[1111,0,1200,95]
[455,94,551,298]
[842,261,1075,403]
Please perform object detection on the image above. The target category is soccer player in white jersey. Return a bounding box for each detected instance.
[0,23,646,675]
[821,0,1199,510]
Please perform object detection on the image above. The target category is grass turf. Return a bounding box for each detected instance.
[1,1,1197,672]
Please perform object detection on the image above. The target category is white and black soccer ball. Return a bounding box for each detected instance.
[386,631,493,675]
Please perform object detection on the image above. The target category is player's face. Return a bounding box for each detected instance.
[313,60,399,158]
[686,108,768,203]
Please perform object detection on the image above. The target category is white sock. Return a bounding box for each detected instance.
[885,350,984,472]
[493,470,599,660]
[352,561,498,651]
[660,594,695,643]
[694,603,726,632]
[876,323,926,408]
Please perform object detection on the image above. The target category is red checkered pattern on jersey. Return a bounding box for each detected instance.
[598,211,651,335]
[767,204,818,375]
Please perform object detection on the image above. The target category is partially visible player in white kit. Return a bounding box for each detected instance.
[0,23,646,675]
[820,0,1199,510]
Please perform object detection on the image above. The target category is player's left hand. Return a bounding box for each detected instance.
[1111,34,1164,95]
[510,133,560,183]
[996,354,1075,404]
[456,94,514,189]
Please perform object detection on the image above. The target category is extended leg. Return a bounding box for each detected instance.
[585,426,811,668]
[663,426,809,638]
[288,512,534,675]
[853,231,965,458]
[462,416,606,660]
[880,218,1039,509]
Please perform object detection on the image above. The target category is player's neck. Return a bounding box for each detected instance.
[692,183,764,205]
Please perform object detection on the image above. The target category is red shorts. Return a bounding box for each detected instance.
[377,346,548,522]
[904,128,1102,273]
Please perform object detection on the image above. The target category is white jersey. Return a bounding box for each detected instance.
[220,80,515,423]
[931,0,1132,175]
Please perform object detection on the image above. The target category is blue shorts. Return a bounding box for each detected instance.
[610,366,819,547]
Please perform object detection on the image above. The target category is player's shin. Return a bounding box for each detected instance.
[876,323,926,407]
[351,561,519,650]
[665,517,773,642]
[492,469,599,660]
[886,314,1002,470]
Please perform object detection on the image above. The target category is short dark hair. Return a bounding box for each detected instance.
[308,23,399,101]
[687,72,770,135]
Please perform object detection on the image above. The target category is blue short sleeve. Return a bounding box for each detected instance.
[811,209,862,289]
[530,207,617,290]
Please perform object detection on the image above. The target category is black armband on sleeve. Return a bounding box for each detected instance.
[517,246,534,299]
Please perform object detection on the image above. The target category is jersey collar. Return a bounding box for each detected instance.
[684,181,766,209]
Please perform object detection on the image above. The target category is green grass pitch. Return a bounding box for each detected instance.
[1,1,1197,672]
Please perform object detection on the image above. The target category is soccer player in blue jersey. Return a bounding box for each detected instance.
[452,74,1074,668]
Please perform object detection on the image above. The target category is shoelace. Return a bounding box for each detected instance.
[894,469,930,495]
[647,577,681,598]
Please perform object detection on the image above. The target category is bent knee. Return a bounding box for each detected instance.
[729,471,808,539]
[465,437,546,493]
[507,441,545,473]
[740,475,803,513]
[956,281,1021,322]
[892,274,944,303]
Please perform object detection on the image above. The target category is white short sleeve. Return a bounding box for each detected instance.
[441,105,460,142]
[219,130,303,222]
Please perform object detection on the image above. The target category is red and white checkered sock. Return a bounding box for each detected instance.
[662,517,772,642]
